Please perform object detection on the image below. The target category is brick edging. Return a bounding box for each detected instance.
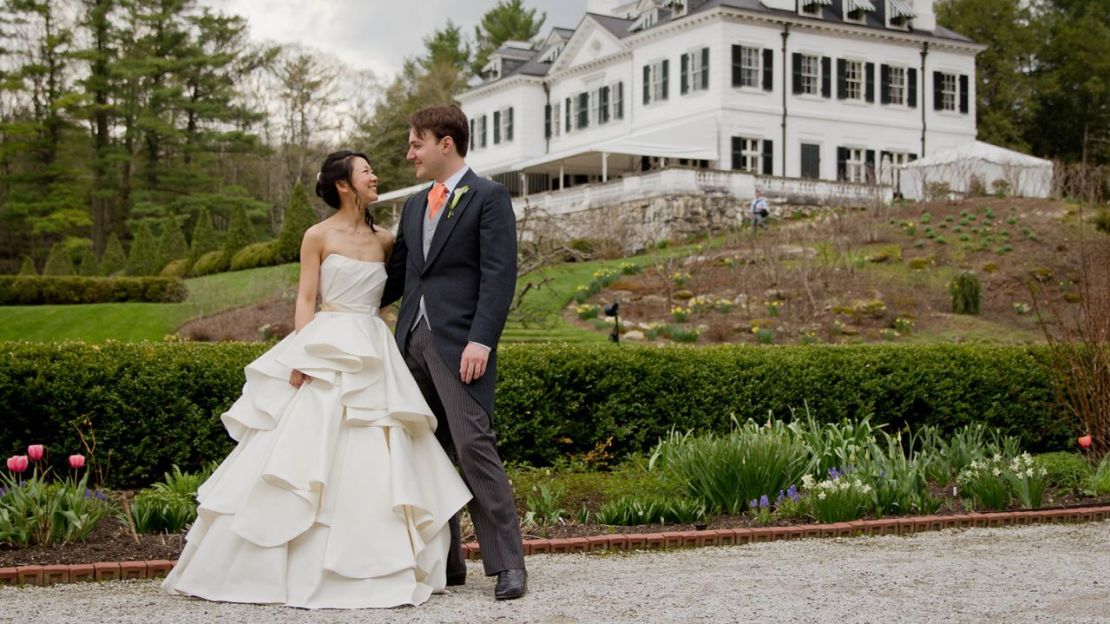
[2,506,1108,586]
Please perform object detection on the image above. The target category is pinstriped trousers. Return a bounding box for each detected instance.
[403,322,525,576]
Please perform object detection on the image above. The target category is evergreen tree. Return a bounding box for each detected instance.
[222,205,254,261]
[189,208,219,262]
[75,244,99,276]
[420,21,471,75]
[19,256,38,276]
[277,182,317,262]
[157,217,190,270]
[472,0,545,76]
[44,243,76,276]
[100,233,127,275]
[126,222,158,275]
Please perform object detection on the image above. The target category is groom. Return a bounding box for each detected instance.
[381,104,526,600]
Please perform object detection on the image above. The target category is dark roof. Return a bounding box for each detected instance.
[587,12,637,38]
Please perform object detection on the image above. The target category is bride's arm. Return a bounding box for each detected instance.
[294,228,324,333]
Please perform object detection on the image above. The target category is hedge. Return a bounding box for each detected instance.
[0,342,1066,488]
[0,276,188,305]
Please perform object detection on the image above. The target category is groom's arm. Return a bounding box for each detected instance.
[468,183,517,349]
[380,200,409,308]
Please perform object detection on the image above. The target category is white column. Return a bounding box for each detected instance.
[602,152,609,182]
[559,164,565,190]
[520,171,528,197]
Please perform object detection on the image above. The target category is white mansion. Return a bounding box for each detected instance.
[459,0,981,194]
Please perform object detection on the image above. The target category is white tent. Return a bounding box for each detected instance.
[899,141,1054,200]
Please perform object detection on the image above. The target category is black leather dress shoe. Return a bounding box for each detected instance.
[494,568,527,600]
[446,572,466,586]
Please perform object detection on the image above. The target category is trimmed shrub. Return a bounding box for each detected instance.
[43,243,76,276]
[277,182,317,262]
[18,256,37,276]
[74,244,98,276]
[160,258,189,279]
[157,217,190,271]
[191,250,227,277]
[100,233,127,276]
[126,222,159,276]
[0,276,187,305]
[189,208,219,265]
[0,342,1066,488]
[222,205,254,262]
[229,240,281,272]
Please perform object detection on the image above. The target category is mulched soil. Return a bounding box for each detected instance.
[4,492,1108,567]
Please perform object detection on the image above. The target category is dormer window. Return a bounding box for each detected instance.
[886,0,916,29]
[629,9,659,32]
[664,0,687,16]
[482,58,502,81]
[540,44,564,64]
[799,0,832,17]
[843,0,875,24]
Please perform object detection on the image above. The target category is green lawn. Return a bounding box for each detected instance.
[0,264,300,342]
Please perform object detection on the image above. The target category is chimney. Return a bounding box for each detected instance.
[912,0,937,31]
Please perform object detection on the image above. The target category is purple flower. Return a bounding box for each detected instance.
[749,498,758,509]
[787,484,800,501]
[759,495,770,509]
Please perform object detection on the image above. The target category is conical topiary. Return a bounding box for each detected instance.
[100,233,127,276]
[18,256,37,276]
[222,205,254,261]
[189,208,219,264]
[277,182,317,262]
[949,272,981,315]
[43,243,76,276]
[126,222,159,276]
[75,244,98,276]
[157,216,190,272]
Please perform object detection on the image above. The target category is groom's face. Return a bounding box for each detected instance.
[407,129,446,181]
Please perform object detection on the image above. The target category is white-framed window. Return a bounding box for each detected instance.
[630,9,659,32]
[888,66,906,105]
[940,72,957,111]
[610,81,624,120]
[589,91,601,126]
[683,47,709,93]
[844,60,864,101]
[499,107,513,143]
[801,54,820,95]
[739,46,760,88]
[845,148,866,182]
[551,102,561,137]
[733,137,763,173]
[540,44,563,64]
[643,59,669,104]
[477,115,487,148]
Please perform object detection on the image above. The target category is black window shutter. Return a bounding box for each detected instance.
[880,64,891,104]
[481,115,487,147]
[731,137,743,170]
[865,149,876,181]
[732,45,742,87]
[544,104,551,139]
[493,111,500,144]
[865,62,875,103]
[908,68,917,108]
[681,53,689,95]
[701,47,710,89]
[507,107,513,141]
[762,139,774,175]
[762,48,773,91]
[837,147,848,181]
[792,52,802,94]
[836,58,846,100]
[959,74,969,113]
[469,119,475,150]
[600,86,610,124]
[616,82,624,119]
[643,65,651,104]
[933,71,943,110]
[662,59,670,99]
[577,92,589,128]
[821,57,832,98]
[565,97,571,132]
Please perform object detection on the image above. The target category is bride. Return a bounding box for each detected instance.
[161,150,471,609]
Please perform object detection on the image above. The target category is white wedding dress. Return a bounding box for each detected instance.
[161,254,471,609]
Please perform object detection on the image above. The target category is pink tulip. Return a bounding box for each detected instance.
[68,454,86,469]
[1078,435,1093,449]
[27,444,44,461]
[7,455,29,473]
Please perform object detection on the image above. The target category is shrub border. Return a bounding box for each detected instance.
[2,506,1107,586]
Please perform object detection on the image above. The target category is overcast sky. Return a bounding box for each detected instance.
[198,0,590,80]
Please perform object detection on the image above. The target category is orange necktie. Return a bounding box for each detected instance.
[428,183,449,221]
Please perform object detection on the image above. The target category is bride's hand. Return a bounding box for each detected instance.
[289,369,310,388]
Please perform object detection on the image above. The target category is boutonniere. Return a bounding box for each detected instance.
[447,185,469,219]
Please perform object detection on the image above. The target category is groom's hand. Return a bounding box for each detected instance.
[459,342,490,384]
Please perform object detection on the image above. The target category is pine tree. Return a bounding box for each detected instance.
[222,205,254,260]
[157,217,190,270]
[126,222,158,275]
[277,182,317,262]
[44,243,76,276]
[75,245,99,276]
[100,233,127,275]
[19,256,38,276]
[189,208,219,262]
[472,0,545,76]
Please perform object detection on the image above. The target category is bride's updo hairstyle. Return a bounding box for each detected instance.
[314,150,376,230]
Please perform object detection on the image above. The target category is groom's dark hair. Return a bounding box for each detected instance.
[410,105,469,158]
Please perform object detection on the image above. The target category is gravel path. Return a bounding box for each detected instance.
[3,522,1108,624]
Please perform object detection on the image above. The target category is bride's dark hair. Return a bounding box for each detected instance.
[314,150,376,231]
